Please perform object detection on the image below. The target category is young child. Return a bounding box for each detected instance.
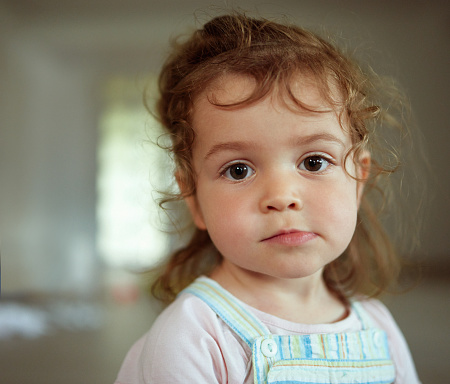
[115,13,421,384]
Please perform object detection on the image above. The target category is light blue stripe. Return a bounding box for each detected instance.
[304,335,312,358]
[196,278,268,334]
[334,334,340,359]
[288,336,293,359]
[345,332,350,360]
[351,301,375,330]
[382,331,391,359]
[253,342,262,384]
[270,381,394,384]
[279,338,285,360]
[182,277,270,347]
[267,359,395,384]
[185,287,254,346]
[269,380,394,384]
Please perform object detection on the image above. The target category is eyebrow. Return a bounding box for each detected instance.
[204,141,258,160]
[204,132,346,161]
[296,133,346,149]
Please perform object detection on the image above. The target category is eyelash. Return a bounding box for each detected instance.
[219,153,336,182]
[219,161,255,182]
[298,153,335,173]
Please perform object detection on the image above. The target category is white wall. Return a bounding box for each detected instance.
[0,0,448,295]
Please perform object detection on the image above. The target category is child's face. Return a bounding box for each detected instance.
[185,74,366,282]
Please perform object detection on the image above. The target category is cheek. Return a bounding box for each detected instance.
[198,189,236,227]
[312,180,359,234]
[198,189,252,247]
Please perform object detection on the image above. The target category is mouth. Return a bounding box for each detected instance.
[261,229,318,246]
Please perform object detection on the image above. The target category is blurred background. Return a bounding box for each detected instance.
[0,0,448,383]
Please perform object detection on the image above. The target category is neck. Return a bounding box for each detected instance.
[209,262,347,324]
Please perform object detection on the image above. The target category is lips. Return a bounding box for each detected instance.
[262,230,318,246]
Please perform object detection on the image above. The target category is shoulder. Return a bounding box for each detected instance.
[144,292,241,357]
[149,291,221,335]
[356,297,406,346]
[356,297,421,383]
[115,292,250,384]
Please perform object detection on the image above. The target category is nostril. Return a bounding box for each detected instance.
[266,201,299,211]
[261,194,302,213]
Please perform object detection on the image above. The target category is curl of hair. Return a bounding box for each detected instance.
[150,12,420,303]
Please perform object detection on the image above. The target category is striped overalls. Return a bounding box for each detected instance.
[182,277,396,384]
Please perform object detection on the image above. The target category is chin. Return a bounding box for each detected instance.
[261,263,325,280]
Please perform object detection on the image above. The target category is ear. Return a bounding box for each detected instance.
[356,150,371,208]
[185,195,207,230]
[175,171,207,230]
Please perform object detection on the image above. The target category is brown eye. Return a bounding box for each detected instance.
[223,163,254,181]
[300,156,330,172]
[229,164,248,179]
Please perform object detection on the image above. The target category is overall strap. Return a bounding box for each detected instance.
[181,277,270,348]
[351,300,376,330]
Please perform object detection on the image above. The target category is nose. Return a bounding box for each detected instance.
[259,173,303,213]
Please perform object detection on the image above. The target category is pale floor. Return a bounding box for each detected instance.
[0,276,448,384]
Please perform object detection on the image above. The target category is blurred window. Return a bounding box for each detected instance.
[96,76,169,269]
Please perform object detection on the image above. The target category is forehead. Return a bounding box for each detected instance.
[195,72,342,114]
[190,73,352,156]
